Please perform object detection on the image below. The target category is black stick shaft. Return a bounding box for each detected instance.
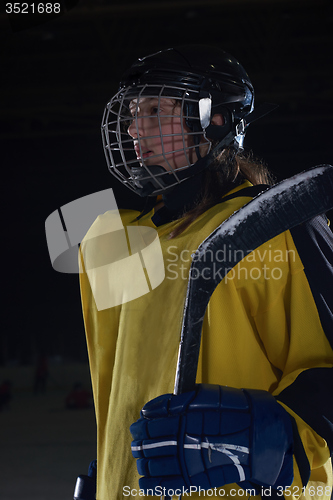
[174,165,333,395]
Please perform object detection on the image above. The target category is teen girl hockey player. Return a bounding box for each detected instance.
[78,45,333,499]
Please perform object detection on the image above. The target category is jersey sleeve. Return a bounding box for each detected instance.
[274,215,333,487]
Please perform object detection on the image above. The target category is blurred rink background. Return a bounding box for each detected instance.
[0,364,95,500]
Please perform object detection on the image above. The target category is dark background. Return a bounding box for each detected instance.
[1,0,333,366]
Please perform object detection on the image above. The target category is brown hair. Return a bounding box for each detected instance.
[169,147,274,239]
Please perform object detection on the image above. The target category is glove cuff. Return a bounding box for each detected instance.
[244,389,294,488]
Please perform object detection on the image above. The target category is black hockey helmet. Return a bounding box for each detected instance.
[101,45,258,197]
[120,45,254,144]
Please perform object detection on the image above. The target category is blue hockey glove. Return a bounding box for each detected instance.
[130,384,293,493]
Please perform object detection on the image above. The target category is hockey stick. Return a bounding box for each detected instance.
[164,164,333,500]
[174,164,333,396]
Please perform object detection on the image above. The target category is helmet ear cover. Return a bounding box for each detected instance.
[184,92,235,157]
[205,107,233,141]
[183,80,250,150]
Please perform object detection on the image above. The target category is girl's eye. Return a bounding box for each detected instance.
[151,107,159,114]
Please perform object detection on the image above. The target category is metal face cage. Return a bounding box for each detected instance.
[101,84,212,197]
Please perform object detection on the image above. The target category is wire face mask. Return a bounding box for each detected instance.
[101,84,212,197]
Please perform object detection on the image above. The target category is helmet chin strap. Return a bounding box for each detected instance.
[129,165,173,197]
[130,153,214,198]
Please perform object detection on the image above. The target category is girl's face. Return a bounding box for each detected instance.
[127,97,199,173]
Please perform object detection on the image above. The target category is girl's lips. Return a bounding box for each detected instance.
[134,145,153,159]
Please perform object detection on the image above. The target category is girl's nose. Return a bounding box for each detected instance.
[128,116,143,138]
[127,119,136,138]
